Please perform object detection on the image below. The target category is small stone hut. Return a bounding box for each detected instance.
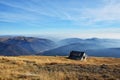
[69,51,87,60]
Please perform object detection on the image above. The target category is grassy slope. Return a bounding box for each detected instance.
[0,56,120,80]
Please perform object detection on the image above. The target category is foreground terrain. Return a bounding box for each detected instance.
[0,56,120,80]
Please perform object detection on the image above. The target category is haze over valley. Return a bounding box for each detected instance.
[0,36,119,58]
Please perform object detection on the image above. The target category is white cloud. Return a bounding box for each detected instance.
[65,0,120,25]
[84,1,120,21]
[0,0,120,26]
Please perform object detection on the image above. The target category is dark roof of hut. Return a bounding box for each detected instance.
[69,51,85,57]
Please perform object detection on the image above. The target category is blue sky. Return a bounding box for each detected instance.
[0,0,120,39]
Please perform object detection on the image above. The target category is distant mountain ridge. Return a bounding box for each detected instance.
[58,38,120,48]
[41,38,120,57]
[0,36,120,57]
[0,36,56,56]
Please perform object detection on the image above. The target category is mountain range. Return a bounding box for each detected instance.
[0,36,120,57]
[41,38,120,57]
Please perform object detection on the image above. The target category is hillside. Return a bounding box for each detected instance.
[42,43,120,57]
[42,43,105,56]
[0,56,120,80]
[0,36,56,56]
[0,42,34,56]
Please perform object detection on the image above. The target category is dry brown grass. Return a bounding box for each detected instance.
[0,56,120,80]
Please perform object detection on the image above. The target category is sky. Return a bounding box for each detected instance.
[0,0,120,39]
